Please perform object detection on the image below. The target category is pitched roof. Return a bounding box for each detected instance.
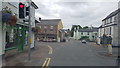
[39,19,61,25]
[59,29,69,32]
[102,8,120,21]
[78,29,94,32]
[78,28,98,32]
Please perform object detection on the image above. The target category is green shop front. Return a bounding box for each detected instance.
[5,23,29,52]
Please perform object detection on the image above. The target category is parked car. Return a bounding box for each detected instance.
[81,40,86,43]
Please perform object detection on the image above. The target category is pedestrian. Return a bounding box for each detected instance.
[102,34,108,47]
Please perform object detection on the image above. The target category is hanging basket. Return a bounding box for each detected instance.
[1,12,17,25]
[8,15,17,25]
[2,13,12,23]
[1,7,17,26]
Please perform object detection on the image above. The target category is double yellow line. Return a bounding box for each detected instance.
[42,58,51,68]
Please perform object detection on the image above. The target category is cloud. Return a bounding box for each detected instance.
[34,1,118,29]
[33,0,119,2]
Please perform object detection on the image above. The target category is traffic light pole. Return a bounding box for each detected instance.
[28,2,31,61]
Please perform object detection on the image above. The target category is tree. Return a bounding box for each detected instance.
[83,26,89,29]
[70,25,82,37]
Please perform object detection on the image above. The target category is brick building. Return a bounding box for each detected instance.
[36,19,63,42]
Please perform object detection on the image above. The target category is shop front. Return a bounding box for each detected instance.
[5,24,29,52]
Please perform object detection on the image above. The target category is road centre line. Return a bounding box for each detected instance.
[41,58,51,68]
[42,58,48,68]
[46,58,51,67]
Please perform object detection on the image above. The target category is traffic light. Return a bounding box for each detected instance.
[19,3,25,18]
[26,6,30,16]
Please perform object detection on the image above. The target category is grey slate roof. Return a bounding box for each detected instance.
[59,29,69,32]
[78,29,94,32]
[39,19,61,25]
[78,28,98,32]
[102,8,120,21]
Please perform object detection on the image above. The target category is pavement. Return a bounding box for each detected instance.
[2,39,119,67]
[3,41,49,66]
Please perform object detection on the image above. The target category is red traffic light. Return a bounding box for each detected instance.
[20,4,24,8]
[19,3,24,8]
[19,3,25,18]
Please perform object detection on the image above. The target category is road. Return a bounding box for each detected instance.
[40,39,117,66]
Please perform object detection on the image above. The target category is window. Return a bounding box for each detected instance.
[50,26,54,32]
[50,26,54,29]
[44,26,47,29]
[95,33,97,36]
[104,20,106,25]
[81,32,83,35]
[110,18,112,23]
[106,19,109,24]
[87,32,89,35]
[108,19,109,24]
[112,16,115,22]
[109,27,111,35]
[114,17,116,22]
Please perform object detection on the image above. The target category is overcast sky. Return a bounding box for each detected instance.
[34,0,119,29]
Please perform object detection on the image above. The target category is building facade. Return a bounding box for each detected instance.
[0,0,2,57]
[98,8,119,46]
[118,2,120,47]
[74,27,98,42]
[0,1,38,56]
[36,19,63,42]
[59,29,70,42]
